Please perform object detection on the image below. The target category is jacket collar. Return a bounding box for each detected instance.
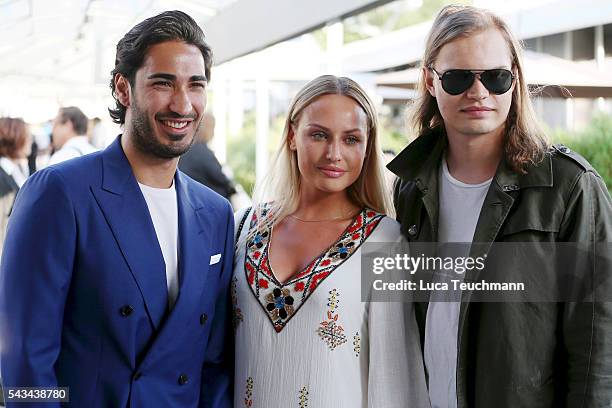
[387,128,445,186]
[101,136,136,196]
[387,127,553,191]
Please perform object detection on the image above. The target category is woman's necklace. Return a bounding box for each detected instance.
[289,209,360,223]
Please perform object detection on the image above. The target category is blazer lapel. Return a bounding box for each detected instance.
[90,137,168,330]
[163,172,211,327]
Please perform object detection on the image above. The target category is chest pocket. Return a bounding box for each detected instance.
[499,199,561,241]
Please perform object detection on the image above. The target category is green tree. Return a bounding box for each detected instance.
[552,114,612,193]
[227,113,256,196]
[226,111,286,196]
[343,0,472,44]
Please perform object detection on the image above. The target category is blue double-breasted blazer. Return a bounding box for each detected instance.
[0,137,234,407]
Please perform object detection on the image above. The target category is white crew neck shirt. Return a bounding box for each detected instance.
[138,181,179,309]
[437,157,493,243]
[425,157,492,408]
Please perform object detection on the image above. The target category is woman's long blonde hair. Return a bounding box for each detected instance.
[408,5,550,173]
[247,75,393,239]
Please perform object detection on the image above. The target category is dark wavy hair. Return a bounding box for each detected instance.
[109,10,213,125]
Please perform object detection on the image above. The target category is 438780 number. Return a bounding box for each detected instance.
[5,387,69,402]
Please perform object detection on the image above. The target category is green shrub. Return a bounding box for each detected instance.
[552,114,612,193]
[227,113,256,196]
[226,112,285,196]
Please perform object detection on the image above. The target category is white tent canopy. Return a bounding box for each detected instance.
[0,0,390,122]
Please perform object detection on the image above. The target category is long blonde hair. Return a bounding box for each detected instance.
[408,5,549,173]
[248,75,393,239]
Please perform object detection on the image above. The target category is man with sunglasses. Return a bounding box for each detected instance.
[388,5,612,408]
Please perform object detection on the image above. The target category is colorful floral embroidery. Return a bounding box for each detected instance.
[244,377,253,407]
[298,386,309,407]
[231,277,243,332]
[316,289,348,350]
[353,332,361,357]
[244,205,384,333]
[328,240,355,260]
[249,230,268,250]
[265,288,295,322]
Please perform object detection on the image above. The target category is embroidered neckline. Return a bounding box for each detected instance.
[243,204,384,333]
[266,210,362,287]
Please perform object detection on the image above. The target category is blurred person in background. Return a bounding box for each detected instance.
[31,119,54,170]
[179,111,237,200]
[232,75,429,407]
[0,117,31,406]
[89,116,114,149]
[26,138,38,176]
[89,117,103,148]
[0,117,31,250]
[48,106,97,165]
[388,5,612,407]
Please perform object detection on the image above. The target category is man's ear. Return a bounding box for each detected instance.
[288,124,297,151]
[424,66,436,98]
[114,74,132,108]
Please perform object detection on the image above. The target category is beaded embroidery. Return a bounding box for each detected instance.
[244,205,384,333]
[316,289,347,350]
[298,386,309,407]
[353,332,361,357]
[231,277,243,332]
[244,377,253,407]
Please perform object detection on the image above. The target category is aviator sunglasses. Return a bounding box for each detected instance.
[428,66,515,96]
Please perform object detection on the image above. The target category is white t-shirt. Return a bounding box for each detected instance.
[425,157,492,408]
[138,181,179,309]
[437,157,492,243]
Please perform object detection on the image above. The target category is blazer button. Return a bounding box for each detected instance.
[178,374,189,385]
[200,313,208,325]
[408,225,418,236]
[133,372,142,381]
[120,305,134,317]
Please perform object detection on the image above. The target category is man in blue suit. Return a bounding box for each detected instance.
[0,11,233,407]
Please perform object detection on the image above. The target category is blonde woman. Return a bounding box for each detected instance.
[232,75,428,407]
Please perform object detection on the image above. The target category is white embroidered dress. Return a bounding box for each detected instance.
[232,206,429,408]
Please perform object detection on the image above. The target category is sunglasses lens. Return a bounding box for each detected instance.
[480,69,513,94]
[441,70,475,95]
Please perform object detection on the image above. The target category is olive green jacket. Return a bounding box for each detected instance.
[388,129,612,408]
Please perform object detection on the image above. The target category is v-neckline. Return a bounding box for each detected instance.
[242,205,385,333]
[266,211,361,287]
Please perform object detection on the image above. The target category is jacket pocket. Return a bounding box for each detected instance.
[499,214,560,240]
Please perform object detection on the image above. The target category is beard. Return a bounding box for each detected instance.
[128,98,199,159]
